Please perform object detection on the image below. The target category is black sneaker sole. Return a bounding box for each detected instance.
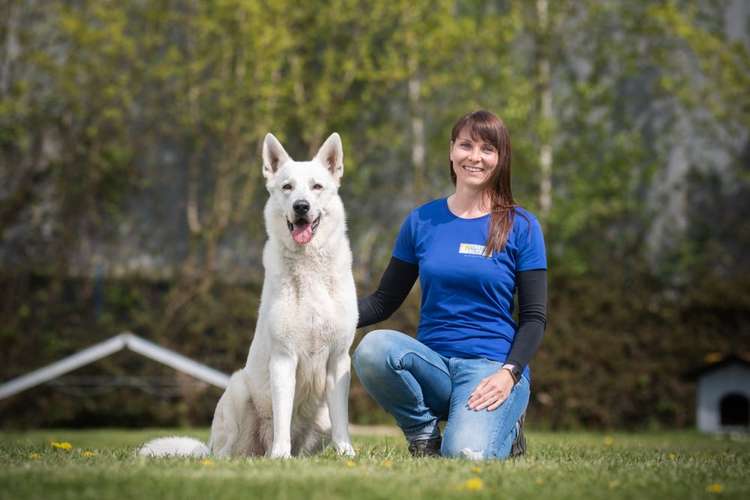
[408,436,442,457]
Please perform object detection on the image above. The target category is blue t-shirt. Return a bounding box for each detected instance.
[393,198,546,364]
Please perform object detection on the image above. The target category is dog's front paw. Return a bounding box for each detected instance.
[334,441,356,457]
[269,443,292,459]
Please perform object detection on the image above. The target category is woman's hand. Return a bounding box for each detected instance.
[467,368,515,411]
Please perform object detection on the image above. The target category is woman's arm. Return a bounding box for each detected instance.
[468,269,547,411]
[505,269,548,374]
[357,256,419,328]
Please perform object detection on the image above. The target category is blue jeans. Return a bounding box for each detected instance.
[353,329,530,460]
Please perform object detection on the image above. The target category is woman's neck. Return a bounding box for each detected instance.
[447,186,492,218]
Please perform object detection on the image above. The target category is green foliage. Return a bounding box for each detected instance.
[0,273,254,428]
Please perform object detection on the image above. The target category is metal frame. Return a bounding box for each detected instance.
[0,332,230,400]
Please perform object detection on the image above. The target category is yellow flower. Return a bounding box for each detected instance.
[608,480,620,489]
[667,453,677,460]
[463,477,484,492]
[470,466,482,473]
[704,352,723,364]
[381,459,393,468]
[603,436,614,447]
[345,460,356,468]
[51,441,72,451]
[535,479,545,485]
[200,459,214,466]
[706,483,724,494]
[29,453,41,460]
[80,450,96,457]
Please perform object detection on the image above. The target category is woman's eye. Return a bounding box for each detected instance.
[282,183,293,191]
[312,183,323,191]
[482,146,495,153]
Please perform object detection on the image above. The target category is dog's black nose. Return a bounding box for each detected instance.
[293,200,310,215]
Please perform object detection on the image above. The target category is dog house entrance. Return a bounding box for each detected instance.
[720,393,749,427]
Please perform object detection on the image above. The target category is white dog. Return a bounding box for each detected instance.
[140,133,358,459]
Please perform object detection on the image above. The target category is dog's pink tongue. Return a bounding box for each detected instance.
[292,223,313,244]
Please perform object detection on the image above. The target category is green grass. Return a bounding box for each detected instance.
[1,428,748,499]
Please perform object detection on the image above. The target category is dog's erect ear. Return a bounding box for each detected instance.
[314,133,344,182]
[262,133,291,179]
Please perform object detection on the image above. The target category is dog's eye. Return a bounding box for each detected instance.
[282,183,293,191]
[312,183,323,191]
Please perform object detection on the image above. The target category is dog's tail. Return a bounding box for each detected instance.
[138,436,210,458]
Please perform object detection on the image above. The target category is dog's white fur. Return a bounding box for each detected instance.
[140,133,357,459]
[138,436,210,458]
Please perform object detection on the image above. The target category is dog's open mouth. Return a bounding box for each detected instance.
[286,214,321,245]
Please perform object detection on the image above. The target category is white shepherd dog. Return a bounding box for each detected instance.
[140,133,358,459]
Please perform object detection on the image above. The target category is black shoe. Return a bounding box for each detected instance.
[408,436,442,457]
[510,414,527,457]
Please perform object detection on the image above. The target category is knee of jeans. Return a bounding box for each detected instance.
[441,427,493,461]
[441,440,485,460]
[353,330,397,382]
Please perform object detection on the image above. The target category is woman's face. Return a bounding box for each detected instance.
[450,128,499,190]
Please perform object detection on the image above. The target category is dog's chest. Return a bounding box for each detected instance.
[269,271,350,350]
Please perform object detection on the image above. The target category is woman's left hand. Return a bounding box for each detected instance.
[467,368,515,411]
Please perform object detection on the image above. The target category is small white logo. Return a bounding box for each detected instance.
[458,243,486,256]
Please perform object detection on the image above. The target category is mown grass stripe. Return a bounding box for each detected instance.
[0,429,748,500]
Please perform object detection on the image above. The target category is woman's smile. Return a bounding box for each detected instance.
[462,165,486,173]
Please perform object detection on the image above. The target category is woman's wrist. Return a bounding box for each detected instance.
[501,363,520,384]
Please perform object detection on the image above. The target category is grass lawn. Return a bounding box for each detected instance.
[1,428,748,499]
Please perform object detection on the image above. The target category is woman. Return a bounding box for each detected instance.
[354,110,547,459]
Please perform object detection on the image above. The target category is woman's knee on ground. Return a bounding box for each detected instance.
[441,431,487,460]
[440,424,511,460]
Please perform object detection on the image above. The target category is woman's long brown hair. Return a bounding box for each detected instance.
[449,110,516,256]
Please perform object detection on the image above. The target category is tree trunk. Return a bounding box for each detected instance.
[537,0,553,220]
[0,1,20,95]
[408,56,425,202]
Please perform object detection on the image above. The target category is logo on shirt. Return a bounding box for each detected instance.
[458,243,486,257]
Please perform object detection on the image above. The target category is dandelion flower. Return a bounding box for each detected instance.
[535,479,545,485]
[381,459,393,468]
[346,460,356,468]
[80,450,96,457]
[603,436,614,447]
[706,483,723,494]
[463,477,484,491]
[668,453,677,460]
[29,453,41,460]
[470,466,482,473]
[608,480,620,489]
[704,352,723,364]
[51,441,72,451]
[200,459,214,466]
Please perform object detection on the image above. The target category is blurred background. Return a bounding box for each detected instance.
[1,0,748,431]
